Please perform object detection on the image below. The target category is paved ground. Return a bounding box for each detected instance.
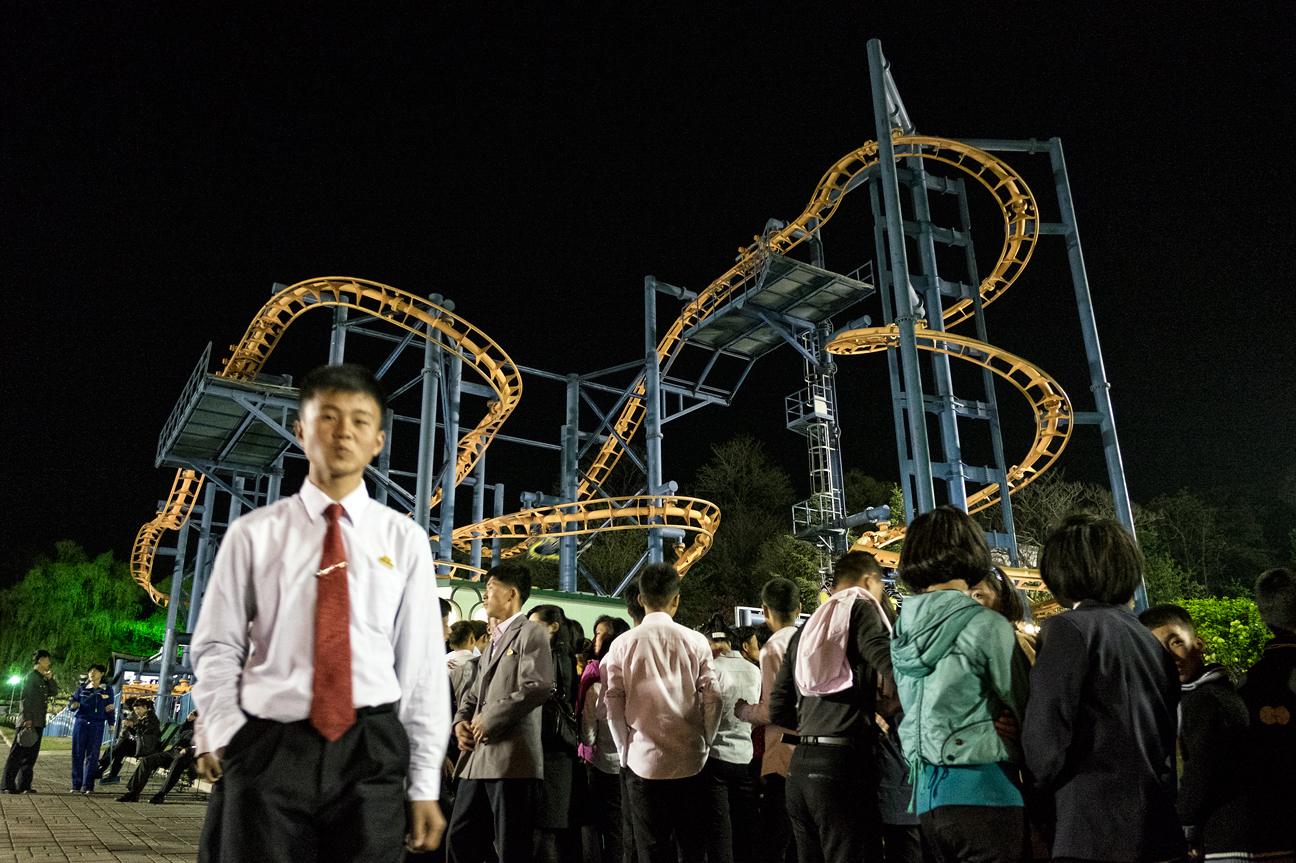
[0,727,208,863]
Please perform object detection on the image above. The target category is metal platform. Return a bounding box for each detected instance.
[679,254,874,361]
[155,343,298,475]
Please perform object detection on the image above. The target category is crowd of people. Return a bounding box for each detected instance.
[434,510,1295,863]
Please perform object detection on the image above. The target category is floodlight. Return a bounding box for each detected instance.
[7,676,19,685]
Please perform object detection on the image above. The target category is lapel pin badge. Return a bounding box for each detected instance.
[378,555,394,569]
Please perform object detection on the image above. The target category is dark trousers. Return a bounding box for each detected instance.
[100,737,136,778]
[881,825,927,863]
[2,734,42,792]
[446,776,539,863]
[586,764,624,863]
[709,758,756,863]
[198,711,410,863]
[918,805,1025,863]
[623,767,723,863]
[71,719,105,790]
[126,749,195,798]
[761,773,798,863]
[618,768,640,863]
[786,744,881,863]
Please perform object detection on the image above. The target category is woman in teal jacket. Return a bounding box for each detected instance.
[891,506,1031,863]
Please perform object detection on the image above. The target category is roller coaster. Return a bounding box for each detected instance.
[130,40,1136,702]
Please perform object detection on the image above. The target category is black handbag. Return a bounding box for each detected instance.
[542,690,579,753]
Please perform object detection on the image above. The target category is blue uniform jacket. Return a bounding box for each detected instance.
[69,683,115,723]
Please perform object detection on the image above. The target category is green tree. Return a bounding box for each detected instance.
[677,436,796,625]
[1179,597,1271,680]
[0,542,165,688]
[1147,489,1271,597]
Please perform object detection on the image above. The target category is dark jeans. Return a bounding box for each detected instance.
[587,764,624,863]
[126,749,195,799]
[761,773,797,863]
[786,744,881,863]
[619,768,640,863]
[918,805,1026,863]
[198,710,410,863]
[71,719,105,791]
[2,733,42,792]
[881,825,927,863]
[709,758,756,863]
[623,767,723,863]
[446,777,540,863]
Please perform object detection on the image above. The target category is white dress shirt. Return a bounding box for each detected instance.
[602,611,720,780]
[190,479,451,800]
[709,649,761,765]
[735,624,797,776]
[491,610,526,657]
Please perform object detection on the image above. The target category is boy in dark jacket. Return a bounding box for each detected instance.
[100,699,163,783]
[1238,567,1296,858]
[1140,603,1257,858]
[116,709,199,804]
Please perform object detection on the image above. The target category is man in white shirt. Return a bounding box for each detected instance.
[704,621,762,863]
[190,364,451,861]
[602,563,721,863]
[735,577,802,863]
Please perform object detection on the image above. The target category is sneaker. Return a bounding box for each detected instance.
[115,793,139,803]
[70,788,80,794]
[21,789,36,794]
[147,793,166,805]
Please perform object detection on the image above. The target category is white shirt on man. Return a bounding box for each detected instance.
[735,624,798,776]
[190,478,451,800]
[709,648,761,765]
[602,611,720,780]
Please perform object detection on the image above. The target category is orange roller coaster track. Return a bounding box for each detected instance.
[578,134,1039,508]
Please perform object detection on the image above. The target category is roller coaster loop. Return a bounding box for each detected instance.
[578,134,1039,512]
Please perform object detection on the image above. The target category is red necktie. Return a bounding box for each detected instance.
[311,502,355,741]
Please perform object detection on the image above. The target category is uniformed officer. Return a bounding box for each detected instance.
[68,664,115,793]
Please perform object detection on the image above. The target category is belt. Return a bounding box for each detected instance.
[356,703,396,717]
[784,734,859,747]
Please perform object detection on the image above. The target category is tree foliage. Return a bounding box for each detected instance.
[1178,597,1271,680]
[0,542,166,688]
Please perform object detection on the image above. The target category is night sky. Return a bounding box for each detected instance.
[4,5,1293,587]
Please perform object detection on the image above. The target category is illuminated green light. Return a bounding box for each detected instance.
[7,676,19,685]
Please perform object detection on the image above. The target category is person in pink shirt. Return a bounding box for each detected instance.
[602,563,721,863]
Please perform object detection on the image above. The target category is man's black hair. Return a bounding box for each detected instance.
[439,597,453,620]
[486,560,532,605]
[1255,567,1296,634]
[468,619,490,640]
[448,620,477,649]
[637,562,681,609]
[1040,513,1143,606]
[86,663,107,674]
[834,551,884,588]
[699,614,731,643]
[898,506,991,593]
[623,577,647,624]
[1139,603,1196,634]
[754,623,773,649]
[762,577,801,619]
[31,649,50,665]
[298,363,388,414]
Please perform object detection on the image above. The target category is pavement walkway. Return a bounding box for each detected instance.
[0,727,208,863]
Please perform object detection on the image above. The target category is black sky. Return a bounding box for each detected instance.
[3,4,1293,586]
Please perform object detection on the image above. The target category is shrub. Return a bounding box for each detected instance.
[1179,597,1272,679]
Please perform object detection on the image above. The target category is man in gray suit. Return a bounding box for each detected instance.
[446,561,554,863]
[3,650,59,794]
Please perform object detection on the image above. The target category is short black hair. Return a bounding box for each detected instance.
[834,551,883,588]
[754,623,773,648]
[468,620,489,640]
[1139,603,1196,634]
[1040,513,1143,606]
[1255,567,1296,634]
[638,563,681,608]
[31,649,50,665]
[86,663,107,674]
[439,597,453,620]
[898,506,990,593]
[529,604,572,651]
[762,577,801,619]
[448,620,477,648]
[486,560,532,605]
[298,363,388,415]
[623,577,646,624]
[700,614,731,643]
